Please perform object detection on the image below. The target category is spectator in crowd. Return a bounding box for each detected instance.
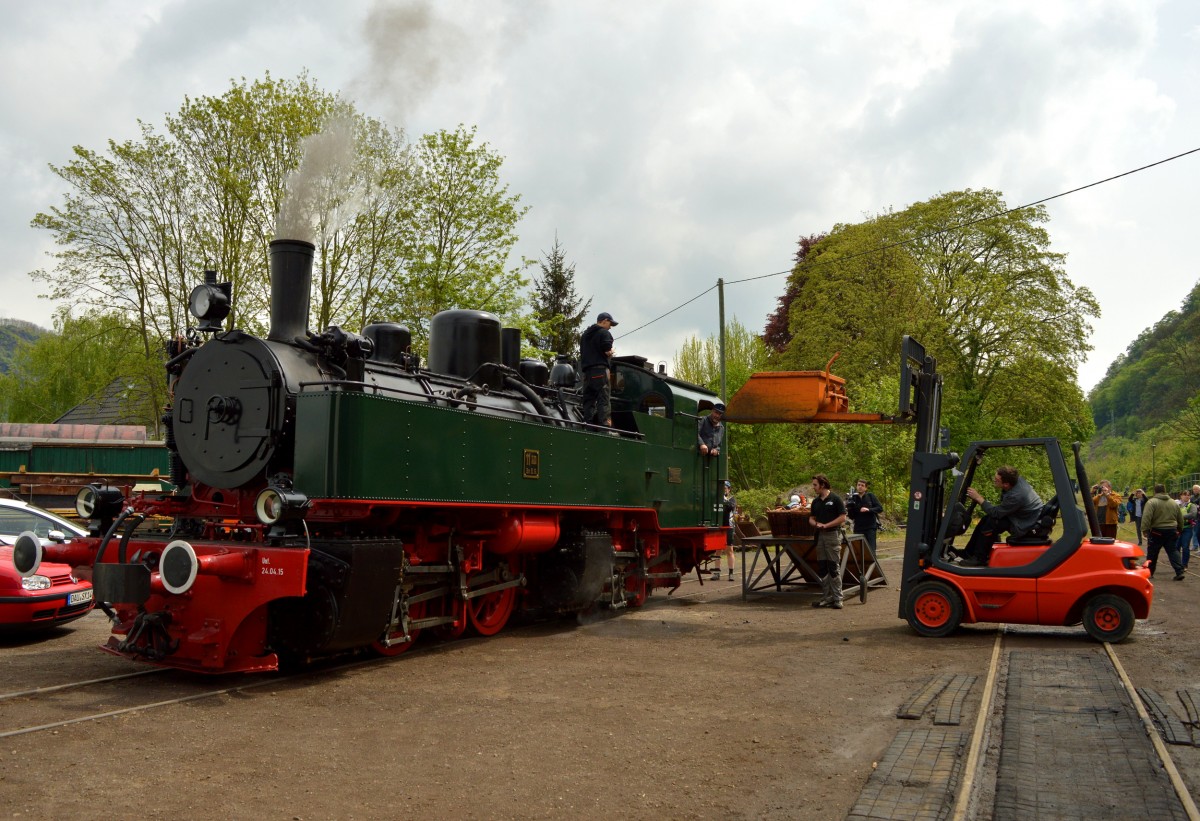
[711,481,738,581]
[1143,483,1185,580]
[1178,489,1197,570]
[1190,484,1200,561]
[847,478,884,559]
[1126,488,1147,546]
[1091,480,1123,539]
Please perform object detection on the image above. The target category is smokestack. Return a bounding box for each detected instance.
[268,239,315,343]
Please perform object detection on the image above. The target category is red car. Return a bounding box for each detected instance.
[0,498,94,632]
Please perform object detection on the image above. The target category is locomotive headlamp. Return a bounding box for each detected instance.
[188,271,232,332]
[255,486,310,525]
[160,540,199,595]
[76,484,125,521]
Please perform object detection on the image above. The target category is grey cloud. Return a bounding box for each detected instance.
[0,0,1193,395]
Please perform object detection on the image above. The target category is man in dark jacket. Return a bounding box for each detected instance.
[697,403,725,456]
[960,465,1043,567]
[808,474,847,609]
[847,478,884,558]
[1143,483,1185,580]
[579,312,617,426]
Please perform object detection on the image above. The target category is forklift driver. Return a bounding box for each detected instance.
[959,465,1043,567]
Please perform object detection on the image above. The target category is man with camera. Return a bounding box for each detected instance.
[1091,480,1123,539]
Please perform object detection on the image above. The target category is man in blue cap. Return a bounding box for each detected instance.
[579,312,617,426]
[697,402,725,456]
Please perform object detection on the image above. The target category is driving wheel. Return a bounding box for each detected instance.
[467,556,521,636]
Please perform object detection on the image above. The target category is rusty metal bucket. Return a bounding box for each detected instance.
[724,354,893,425]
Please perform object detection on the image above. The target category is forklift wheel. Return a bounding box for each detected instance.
[1082,593,1135,643]
[905,580,962,638]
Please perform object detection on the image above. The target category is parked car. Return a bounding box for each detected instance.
[0,497,94,632]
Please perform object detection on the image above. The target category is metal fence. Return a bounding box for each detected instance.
[1169,473,1200,494]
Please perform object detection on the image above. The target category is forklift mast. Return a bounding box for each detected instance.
[897,336,958,617]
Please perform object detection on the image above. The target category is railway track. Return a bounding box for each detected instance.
[0,576,721,741]
[0,663,285,741]
[850,624,1200,821]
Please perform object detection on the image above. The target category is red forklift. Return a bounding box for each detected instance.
[896,337,1152,642]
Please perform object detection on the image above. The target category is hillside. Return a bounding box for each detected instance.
[0,317,47,373]
[1086,282,1200,490]
[1088,282,1200,437]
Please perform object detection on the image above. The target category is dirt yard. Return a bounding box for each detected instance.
[2,535,1198,820]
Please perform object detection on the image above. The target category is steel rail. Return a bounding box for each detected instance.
[0,668,164,703]
[952,626,1005,821]
[1106,642,1200,821]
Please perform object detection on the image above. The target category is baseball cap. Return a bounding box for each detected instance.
[597,312,618,326]
[724,480,731,488]
[713,402,726,412]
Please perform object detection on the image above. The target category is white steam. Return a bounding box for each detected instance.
[275,112,361,243]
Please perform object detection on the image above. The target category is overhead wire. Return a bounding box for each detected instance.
[615,146,1200,340]
[614,282,719,340]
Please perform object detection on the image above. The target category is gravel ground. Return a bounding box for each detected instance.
[1,535,1197,820]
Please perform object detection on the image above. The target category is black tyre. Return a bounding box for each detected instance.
[904,580,963,638]
[1082,593,1135,643]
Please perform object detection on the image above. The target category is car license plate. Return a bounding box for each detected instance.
[68,589,94,606]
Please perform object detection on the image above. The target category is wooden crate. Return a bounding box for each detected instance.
[766,509,815,538]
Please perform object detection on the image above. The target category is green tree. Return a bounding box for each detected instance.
[29,75,536,431]
[776,213,931,384]
[341,116,419,330]
[382,125,531,350]
[31,127,195,357]
[167,73,339,333]
[0,309,157,428]
[778,189,1097,451]
[902,190,1097,444]
[32,74,342,351]
[673,316,770,396]
[529,235,590,360]
[280,109,419,332]
[0,319,47,374]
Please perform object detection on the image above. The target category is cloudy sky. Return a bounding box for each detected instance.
[1,0,1196,394]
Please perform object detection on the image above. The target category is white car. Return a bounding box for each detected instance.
[0,497,89,546]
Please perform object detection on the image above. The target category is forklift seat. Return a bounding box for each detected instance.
[1005,496,1060,546]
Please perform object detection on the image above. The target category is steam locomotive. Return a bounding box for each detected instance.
[15,239,729,673]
